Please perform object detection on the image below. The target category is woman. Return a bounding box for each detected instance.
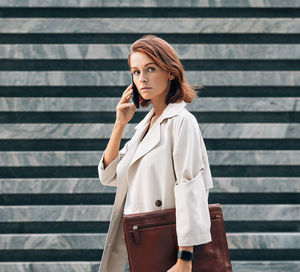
[98,35,214,272]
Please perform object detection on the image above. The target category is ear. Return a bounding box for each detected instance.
[169,73,175,80]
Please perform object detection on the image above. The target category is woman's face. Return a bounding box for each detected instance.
[130,52,174,102]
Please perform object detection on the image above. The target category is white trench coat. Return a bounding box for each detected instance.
[97,100,214,272]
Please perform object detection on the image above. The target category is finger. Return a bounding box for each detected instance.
[122,84,133,96]
[120,86,133,103]
[120,91,133,104]
[118,102,134,110]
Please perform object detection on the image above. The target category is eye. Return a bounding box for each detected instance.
[133,70,140,76]
[148,67,155,72]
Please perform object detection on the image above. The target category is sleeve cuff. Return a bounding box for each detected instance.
[98,152,121,186]
[178,232,212,247]
[174,171,212,246]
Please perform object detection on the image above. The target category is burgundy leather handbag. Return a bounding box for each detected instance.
[122,203,232,272]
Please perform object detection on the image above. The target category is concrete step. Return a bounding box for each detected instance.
[1,71,299,86]
[1,177,299,194]
[0,123,298,139]
[0,97,298,112]
[0,18,300,33]
[1,44,300,59]
[1,205,298,222]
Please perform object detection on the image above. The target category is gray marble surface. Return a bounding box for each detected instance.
[211,177,300,193]
[0,232,299,249]
[222,204,300,221]
[0,18,299,33]
[0,205,298,222]
[0,178,117,194]
[0,123,299,139]
[0,234,107,250]
[228,232,300,249]
[208,150,300,166]
[1,71,300,86]
[1,44,300,59]
[0,150,299,166]
[0,0,300,8]
[0,205,113,222]
[0,1,298,271]
[232,261,300,272]
[1,177,299,194]
[0,97,298,112]
[0,261,299,272]
[0,262,101,272]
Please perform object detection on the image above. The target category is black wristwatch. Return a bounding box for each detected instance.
[177,250,194,261]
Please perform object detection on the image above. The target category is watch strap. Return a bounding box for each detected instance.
[177,250,194,261]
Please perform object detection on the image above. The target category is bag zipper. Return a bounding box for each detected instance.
[131,221,174,243]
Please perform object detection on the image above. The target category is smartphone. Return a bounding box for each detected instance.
[131,73,140,109]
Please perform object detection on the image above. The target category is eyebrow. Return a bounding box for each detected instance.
[131,62,156,70]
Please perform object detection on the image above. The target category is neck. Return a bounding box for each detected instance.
[149,79,171,117]
[151,95,168,117]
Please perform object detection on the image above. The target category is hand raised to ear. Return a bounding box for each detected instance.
[116,83,136,126]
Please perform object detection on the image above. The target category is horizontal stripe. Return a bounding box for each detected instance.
[0,18,299,33]
[0,71,299,86]
[0,205,298,222]
[0,123,298,139]
[0,0,299,8]
[1,44,300,59]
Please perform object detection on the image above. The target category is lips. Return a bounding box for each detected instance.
[141,87,151,90]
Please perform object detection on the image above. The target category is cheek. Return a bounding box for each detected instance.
[152,74,168,86]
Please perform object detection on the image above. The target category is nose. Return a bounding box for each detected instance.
[138,71,147,83]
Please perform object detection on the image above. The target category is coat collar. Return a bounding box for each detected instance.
[134,100,187,131]
[128,100,187,169]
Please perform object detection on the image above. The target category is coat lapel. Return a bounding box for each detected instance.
[129,100,186,169]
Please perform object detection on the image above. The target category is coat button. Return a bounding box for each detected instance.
[155,200,162,207]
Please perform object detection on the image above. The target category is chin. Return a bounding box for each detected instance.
[140,95,152,100]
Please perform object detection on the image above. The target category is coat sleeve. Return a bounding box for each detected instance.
[98,140,129,187]
[172,114,212,246]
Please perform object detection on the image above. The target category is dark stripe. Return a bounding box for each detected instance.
[0,166,299,178]
[0,34,300,44]
[0,193,298,205]
[0,249,298,262]
[225,221,300,232]
[0,221,298,234]
[213,166,300,177]
[0,222,109,234]
[0,86,299,97]
[0,7,300,18]
[209,193,300,204]
[0,193,116,205]
[1,139,299,151]
[0,249,102,261]
[1,59,300,71]
[0,112,299,123]
[229,249,300,261]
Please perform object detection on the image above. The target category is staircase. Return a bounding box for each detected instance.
[0,1,299,271]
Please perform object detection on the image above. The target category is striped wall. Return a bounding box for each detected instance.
[0,1,299,271]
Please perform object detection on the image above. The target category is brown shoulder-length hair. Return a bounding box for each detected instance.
[127,35,202,108]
